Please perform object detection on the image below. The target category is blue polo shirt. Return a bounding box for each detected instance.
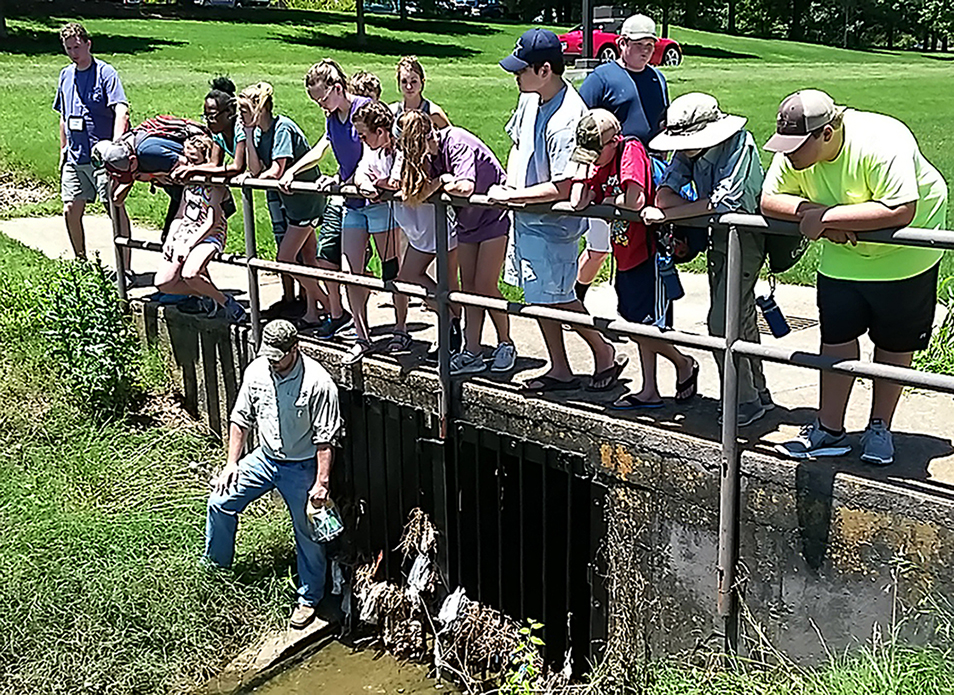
[53,58,127,165]
[578,61,668,145]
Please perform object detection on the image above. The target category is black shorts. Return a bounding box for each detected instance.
[816,263,938,352]
[615,261,673,327]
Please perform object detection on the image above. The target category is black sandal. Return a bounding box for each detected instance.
[675,358,699,402]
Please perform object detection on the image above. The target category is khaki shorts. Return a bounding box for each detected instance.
[61,161,109,204]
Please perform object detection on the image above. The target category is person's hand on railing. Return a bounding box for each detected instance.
[641,206,667,225]
[798,207,827,240]
[486,184,514,204]
[823,229,858,246]
[358,180,380,201]
[231,172,250,187]
[551,201,576,212]
[315,174,337,193]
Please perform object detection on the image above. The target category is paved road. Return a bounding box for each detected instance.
[4,214,953,492]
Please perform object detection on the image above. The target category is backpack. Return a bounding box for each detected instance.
[135,115,209,144]
[765,233,809,274]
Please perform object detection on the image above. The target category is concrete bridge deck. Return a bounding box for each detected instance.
[5,213,952,494]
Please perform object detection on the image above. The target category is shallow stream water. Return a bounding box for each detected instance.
[251,641,458,695]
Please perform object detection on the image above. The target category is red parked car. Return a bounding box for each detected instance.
[558,23,683,66]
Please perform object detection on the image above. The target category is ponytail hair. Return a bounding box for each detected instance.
[398,110,435,205]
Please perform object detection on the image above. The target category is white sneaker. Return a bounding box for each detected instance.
[450,350,486,375]
[490,342,516,373]
[774,420,851,460]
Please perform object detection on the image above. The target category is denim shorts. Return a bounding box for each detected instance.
[343,201,395,235]
[513,232,578,305]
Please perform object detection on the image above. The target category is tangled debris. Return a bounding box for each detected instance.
[0,172,50,213]
[352,508,566,693]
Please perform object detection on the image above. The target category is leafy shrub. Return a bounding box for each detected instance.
[41,257,142,418]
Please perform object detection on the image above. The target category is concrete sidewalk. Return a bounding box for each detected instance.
[5,214,953,491]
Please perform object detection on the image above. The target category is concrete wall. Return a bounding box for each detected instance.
[135,302,954,664]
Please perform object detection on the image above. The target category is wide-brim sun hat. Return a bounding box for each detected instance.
[649,93,747,152]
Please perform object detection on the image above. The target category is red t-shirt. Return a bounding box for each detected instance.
[587,138,655,272]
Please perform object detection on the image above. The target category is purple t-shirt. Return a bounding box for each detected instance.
[431,127,509,244]
[53,58,127,165]
[327,95,371,210]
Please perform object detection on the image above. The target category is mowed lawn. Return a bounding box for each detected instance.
[2,9,953,277]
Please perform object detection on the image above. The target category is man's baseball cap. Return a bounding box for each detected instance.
[571,109,622,164]
[620,14,657,41]
[764,89,844,154]
[499,28,564,73]
[91,139,133,171]
[259,319,299,364]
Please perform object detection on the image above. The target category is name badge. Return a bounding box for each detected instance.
[67,116,85,132]
[185,204,201,222]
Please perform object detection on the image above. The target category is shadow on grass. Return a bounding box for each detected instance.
[680,43,760,60]
[275,28,479,59]
[0,25,187,56]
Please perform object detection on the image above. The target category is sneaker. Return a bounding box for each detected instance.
[450,350,487,375]
[490,342,516,373]
[450,317,462,354]
[178,296,207,314]
[290,603,316,630]
[774,420,852,460]
[224,296,247,324]
[205,298,222,319]
[316,311,354,340]
[737,398,768,427]
[860,419,894,465]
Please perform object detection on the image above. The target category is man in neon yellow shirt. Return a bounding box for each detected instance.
[761,89,947,465]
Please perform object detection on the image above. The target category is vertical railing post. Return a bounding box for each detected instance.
[718,223,743,654]
[433,201,452,439]
[242,185,262,349]
[108,181,128,302]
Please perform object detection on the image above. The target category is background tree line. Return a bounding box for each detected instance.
[501,0,952,51]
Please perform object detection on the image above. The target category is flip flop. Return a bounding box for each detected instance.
[587,355,630,392]
[519,375,581,394]
[675,358,699,402]
[385,330,412,353]
[609,394,664,410]
[342,339,373,366]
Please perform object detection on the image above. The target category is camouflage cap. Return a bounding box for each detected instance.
[259,319,298,363]
[571,109,622,164]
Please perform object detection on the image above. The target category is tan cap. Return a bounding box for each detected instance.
[620,14,657,41]
[571,109,622,164]
[764,89,844,154]
[258,319,299,363]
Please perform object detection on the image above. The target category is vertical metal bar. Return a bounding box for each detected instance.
[434,202,452,439]
[242,186,262,348]
[718,223,743,654]
[108,183,128,302]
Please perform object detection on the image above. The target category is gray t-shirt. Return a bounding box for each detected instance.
[230,354,342,461]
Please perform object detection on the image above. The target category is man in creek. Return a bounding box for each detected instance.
[204,320,343,629]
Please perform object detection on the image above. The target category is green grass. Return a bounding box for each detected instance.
[2,9,953,274]
[0,234,295,694]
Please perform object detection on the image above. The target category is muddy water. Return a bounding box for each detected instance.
[251,641,458,695]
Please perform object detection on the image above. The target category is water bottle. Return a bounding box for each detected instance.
[657,253,685,301]
[756,293,791,338]
[306,498,344,543]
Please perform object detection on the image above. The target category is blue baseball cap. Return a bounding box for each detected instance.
[499,28,564,73]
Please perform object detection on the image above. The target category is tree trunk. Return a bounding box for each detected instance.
[662,0,670,37]
[943,33,949,52]
[789,0,804,40]
[728,0,737,34]
[0,0,7,40]
[356,0,366,45]
[400,0,407,21]
[886,23,894,49]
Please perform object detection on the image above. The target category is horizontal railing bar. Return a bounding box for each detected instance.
[186,175,954,251]
[115,236,249,266]
[733,340,954,394]
[248,257,432,300]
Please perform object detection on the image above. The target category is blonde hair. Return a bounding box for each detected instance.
[396,55,426,84]
[184,133,214,165]
[349,70,382,100]
[398,110,435,205]
[305,59,347,89]
[236,82,274,125]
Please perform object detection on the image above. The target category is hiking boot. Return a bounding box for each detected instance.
[224,296,247,324]
[490,342,516,373]
[774,420,851,460]
[289,603,316,629]
[316,311,354,340]
[450,350,486,375]
[860,419,894,465]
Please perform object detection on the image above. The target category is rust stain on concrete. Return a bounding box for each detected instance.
[600,443,635,479]
[830,507,941,576]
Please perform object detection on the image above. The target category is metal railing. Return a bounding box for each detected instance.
[110,175,954,653]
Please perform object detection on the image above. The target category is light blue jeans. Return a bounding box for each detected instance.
[204,447,327,607]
